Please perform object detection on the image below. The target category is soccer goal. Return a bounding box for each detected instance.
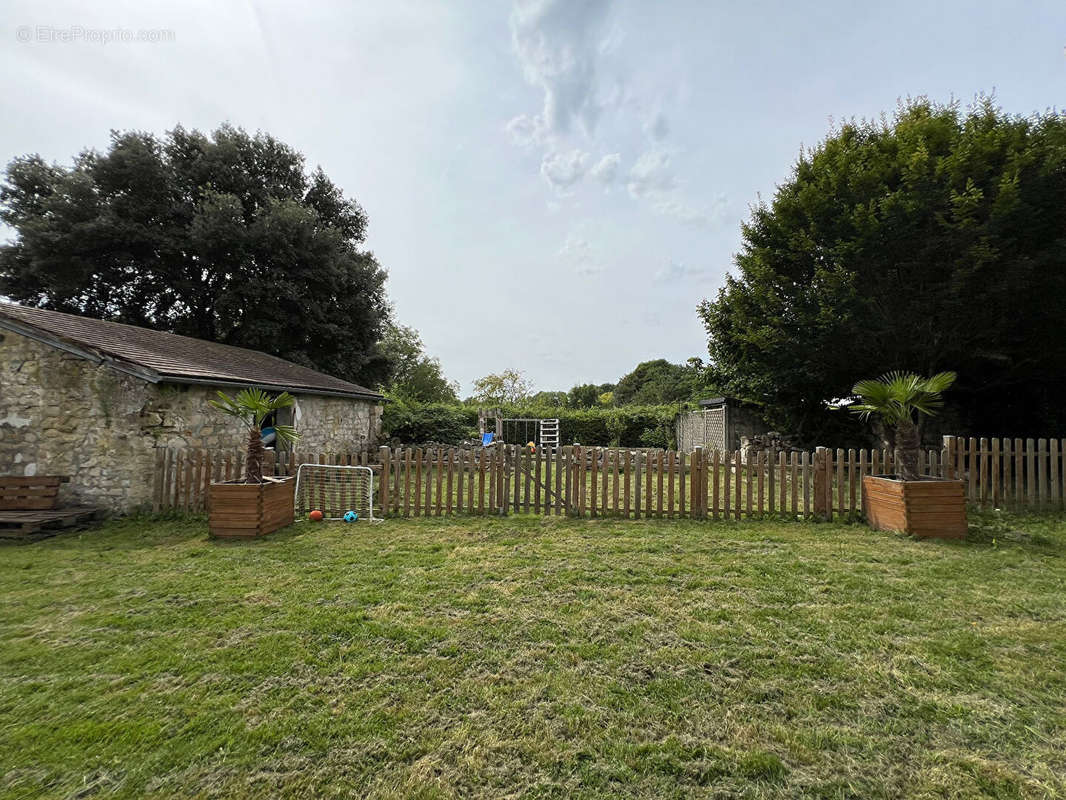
[294,463,378,521]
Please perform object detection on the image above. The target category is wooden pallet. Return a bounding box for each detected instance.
[0,507,101,541]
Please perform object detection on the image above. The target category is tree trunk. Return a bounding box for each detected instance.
[245,427,265,483]
[895,418,921,481]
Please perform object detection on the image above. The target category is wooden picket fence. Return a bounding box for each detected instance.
[153,436,1066,518]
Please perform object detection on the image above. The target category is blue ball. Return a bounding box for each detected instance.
[343,510,359,523]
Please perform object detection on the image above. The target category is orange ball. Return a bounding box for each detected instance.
[309,510,324,522]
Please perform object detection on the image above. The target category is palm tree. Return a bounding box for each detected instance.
[849,372,956,481]
[210,388,300,483]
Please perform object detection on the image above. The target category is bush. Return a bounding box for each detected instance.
[381,400,477,444]
[381,400,683,448]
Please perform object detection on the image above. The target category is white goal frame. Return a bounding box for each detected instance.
[293,463,378,522]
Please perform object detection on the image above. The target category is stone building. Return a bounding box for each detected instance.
[0,303,383,512]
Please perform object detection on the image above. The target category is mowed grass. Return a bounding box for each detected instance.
[1,513,1064,799]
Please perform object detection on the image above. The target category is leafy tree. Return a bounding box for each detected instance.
[700,98,1066,440]
[530,391,568,407]
[0,125,391,386]
[472,369,532,405]
[614,359,708,405]
[567,382,615,408]
[378,322,458,403]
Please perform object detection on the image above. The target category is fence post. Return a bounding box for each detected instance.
[690,445,699,520]
[943,436,956,480]
[378,446,391,518]
[814,447,829,520]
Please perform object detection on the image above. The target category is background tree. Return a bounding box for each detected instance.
[567,382,615,408]
[0,125,391,386]
[530,391,568,407]
[377,322,458,403]
[699,98,1066,440]
[614,359,710,405]
[471,369,532,405]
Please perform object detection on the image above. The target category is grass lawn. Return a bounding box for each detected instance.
[1,513,1064,799]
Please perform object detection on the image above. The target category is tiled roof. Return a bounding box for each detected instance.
[0,303,383,401]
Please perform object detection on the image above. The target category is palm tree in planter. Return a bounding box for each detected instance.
[207,388,300,538]
[849,371,966,539]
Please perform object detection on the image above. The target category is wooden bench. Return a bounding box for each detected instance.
[0,476,99,541]
[0,475,69,510]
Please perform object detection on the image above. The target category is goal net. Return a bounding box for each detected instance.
[294,464,377,521]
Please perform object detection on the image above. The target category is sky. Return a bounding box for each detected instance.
[2,1,1064,395]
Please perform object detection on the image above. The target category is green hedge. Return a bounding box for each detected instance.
[381,401,478,444]
[381,401,678,448]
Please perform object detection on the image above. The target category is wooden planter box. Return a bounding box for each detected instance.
[208,478,294,539]
[862,475,967,539]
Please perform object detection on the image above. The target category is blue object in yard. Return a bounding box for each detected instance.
[481,432,495,446]
[261,426,277,446]
[344,510,358,523]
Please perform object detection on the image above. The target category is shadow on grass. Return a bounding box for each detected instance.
[964,508,1064,551]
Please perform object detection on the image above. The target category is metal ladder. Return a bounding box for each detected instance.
[539,418,559,448]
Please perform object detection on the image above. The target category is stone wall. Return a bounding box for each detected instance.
[0,329,382,512]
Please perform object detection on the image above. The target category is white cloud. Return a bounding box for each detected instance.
[558,232,602,275]
[505,113,546,147]
[589,152,620,183]
[540,149,590,189]
[651,195,728,228]
[627,149,728,228]
[626,149,676,197]
[509,0,613,137]
[653,259,710,285]
[643,110,669,141]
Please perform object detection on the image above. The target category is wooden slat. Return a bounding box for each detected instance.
[623,449,632,518]
[848,449,857,516]
[1002,438,1012,506]
[558,445,566,516]
[990,438,1000,507]
[590,447,599,517]
[723,450,732,520]
[613,450,622,517]
[756,450,765,517]
[445,449,454,515]
[578,447,588,518]
[477,448,486,515]
[644,450,653,520]
[712,452,720,520]
[678,451,686,518]
[636,450,644,519]
[1047,438,1058,510]
[1026,438,1036,507]
[802,451,810,518]
[534,446,543,514]
[836,448,845,519]
[601,449,610,516]
[779,450,787,515]
[1037,438,1048,508]
[744,450,753,519]
[789,451,798,517]
[666,450,676,518]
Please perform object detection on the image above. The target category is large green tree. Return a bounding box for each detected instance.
[0,125,391,386]
[699,98,1066,440]
[614,358,710,405]
[378,322,459,403]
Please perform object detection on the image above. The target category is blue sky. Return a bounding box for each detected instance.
[2,1,1063,393]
